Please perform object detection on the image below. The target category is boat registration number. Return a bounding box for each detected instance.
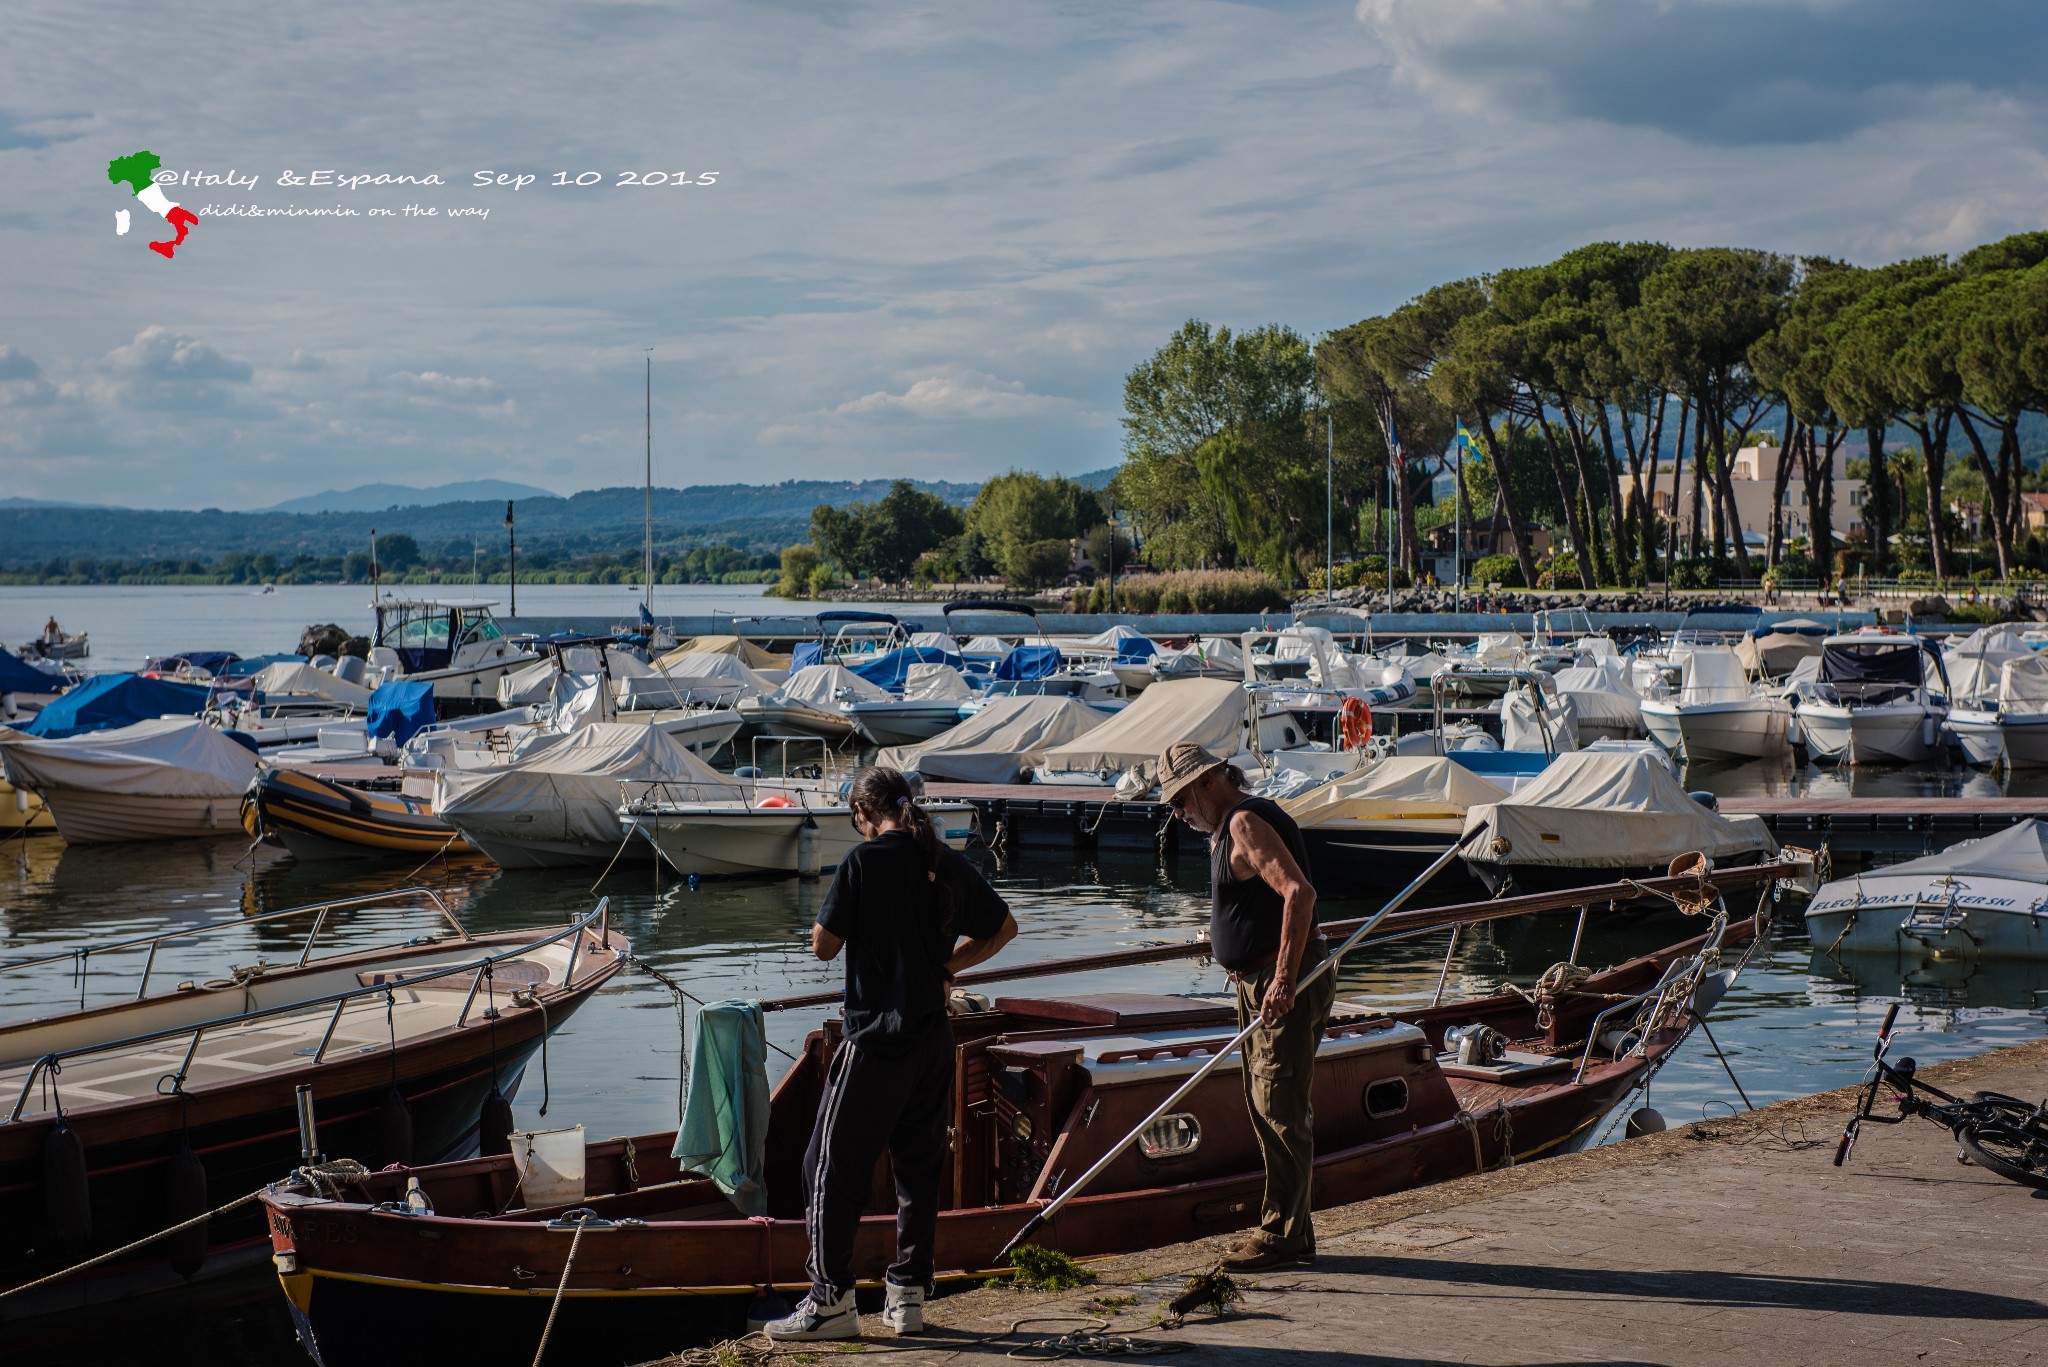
[273,1212,358,1243]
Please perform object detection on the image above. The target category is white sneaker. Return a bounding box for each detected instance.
[883,1281,926,1335]
[764,1289,859,1341]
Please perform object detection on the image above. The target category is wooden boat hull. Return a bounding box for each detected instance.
[0,925,627,1321]
[264,920,1751,1363]
[248,768,474,861]
[1298,820,1487,901]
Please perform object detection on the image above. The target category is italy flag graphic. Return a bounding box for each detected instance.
[107,151,197,259]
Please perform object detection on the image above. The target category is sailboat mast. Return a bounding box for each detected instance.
[644,352,653,617]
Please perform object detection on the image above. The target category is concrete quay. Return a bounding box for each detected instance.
[669,1038,2048,1367]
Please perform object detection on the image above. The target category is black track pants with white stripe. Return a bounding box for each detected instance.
[801,1021,954,1300]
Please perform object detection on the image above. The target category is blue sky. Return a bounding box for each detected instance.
[2,0,2043,509]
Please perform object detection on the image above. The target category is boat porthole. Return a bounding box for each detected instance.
[1137,1113,1201,1159]
[1363,1078,1409,1118]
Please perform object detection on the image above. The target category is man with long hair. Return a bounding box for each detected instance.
[768,766,1017,1341]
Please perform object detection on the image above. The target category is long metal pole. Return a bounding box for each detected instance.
[1326,412,1334,603]
[645,352,654,620]
[995,829,1479,1261]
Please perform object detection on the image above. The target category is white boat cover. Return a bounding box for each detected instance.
[1835,818,2048,884]
[1501,685,1579,752]
[1461,749,1777,870]
[617,651,777,707]
[1945,626,2036,703]
[250,662,374,706]
[1078,624,1155,650]
[961,635,1013,658]
[772,664,891,707]
[1572,636,1619,660]
[1035,677,1247,785]
[437,721,741,846]
[1269,626,1366,691]
[908,631,958,653]
[877,696,1108,784]
[496,651,607,706]
[1157,637,1245,672]
[0,718,258,797]
[661,635,789,669]
[1553,657,1642,729]
[1677,647,1753,704]
[1736,620,1828,677]
[1474,631,1526,664]
[903,664,975,700]
[1282,756,1509,823]
[1997,656,2048,709]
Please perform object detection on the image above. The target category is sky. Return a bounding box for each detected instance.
[2,0,2045,510]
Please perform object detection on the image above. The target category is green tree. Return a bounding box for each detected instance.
[776,543,820,598]
[966,471,1103,587]
[374,533,422,574]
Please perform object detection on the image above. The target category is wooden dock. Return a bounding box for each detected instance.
[926,782,2044,862]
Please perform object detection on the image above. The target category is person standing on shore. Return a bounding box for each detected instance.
[1157,741,1331,1271]
[767,766,1017,1342]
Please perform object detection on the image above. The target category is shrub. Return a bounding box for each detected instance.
[1472,553,1523,588]
[1071,569,1289,614]
[1541,553,1582,589]
[1948,600,2004,624]
[1763,553,1815,586]
[1897,568,1936,585]
[1970,567,1999,583]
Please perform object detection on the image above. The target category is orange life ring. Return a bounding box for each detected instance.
[1339,697,1374,752]
[757,794,794,808]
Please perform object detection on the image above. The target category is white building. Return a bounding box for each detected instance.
[1637,444,1866,554]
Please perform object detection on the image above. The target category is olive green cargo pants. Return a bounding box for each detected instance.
[1232,941,1335,1254]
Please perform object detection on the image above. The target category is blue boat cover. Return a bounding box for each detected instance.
[366,681,436,746]
[13,673,214,739]
[789,640,824,671]
[846,645,965,690]
[222,653,306,677]
[0,648,56,696]
[996,643,1063,681]
[160,650,242,675]
[1114,637,1160,663]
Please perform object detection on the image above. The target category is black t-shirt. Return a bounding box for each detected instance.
[817,831,1010,1055]
[1208,796,1315,972]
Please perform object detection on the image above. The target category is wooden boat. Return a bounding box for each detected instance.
[0,893,626,1321]
[245,766,475,861]
[260,863,1794,1365]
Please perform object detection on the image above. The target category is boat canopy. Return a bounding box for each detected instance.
[1850,818,2048,884]
[902,664,975,700]
[1076,623,1152,651]
[0,717,258,798]
[1997,656,2048,710]
[1676,647,1752,704]
[995,644,1063,681]
[250,661,374,706]
[10,673,212,739]
[1943,626,2035,703]
[1460,749,1777,870]
[0,648,57,696]
[437,722,740,845]
[1735,618,1828,676]
[845,644,964,690]
[155,650,241,676]
[1553,657,1644,727]
[1282,756,1509,824]
[1035,677,1247,785]
[366,681,436,745]
[877,696,1108,784]
[623,651,777,706]
[772,664,891,707]
[1819,637,1937,698]
[223,652,308,678]
[662,635,789,670]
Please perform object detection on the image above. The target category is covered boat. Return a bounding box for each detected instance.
[0,893,626,1321]
[1734,618,1829,680]
[1796,630,1949,765]
[1148,636,1245,683]
[1639,645,1793,761]
[0,718,259,843]
[1550,657,1643,744]
[1033,677,1247,787]
[621,787,978,878]
[735,664,889,741]
[1949,655,2048,768]
[259,888,1772,1366]
[1806,819,2048,959]
[845,663,979,748]
[1281,756,1508,897]
[876,695,1108,785]
[616,651,776,709]
[436,722,744,868]
[7,671,211,740]
[1460,749,1777,894]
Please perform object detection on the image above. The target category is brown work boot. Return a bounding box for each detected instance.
[1217,1237,1313,1272]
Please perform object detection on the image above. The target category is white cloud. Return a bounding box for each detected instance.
[832,370,1093,421]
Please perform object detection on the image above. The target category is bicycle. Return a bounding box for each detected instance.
[1834,1003,2048,1190]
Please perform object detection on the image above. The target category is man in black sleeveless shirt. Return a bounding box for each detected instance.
[1158,741,1333,1271]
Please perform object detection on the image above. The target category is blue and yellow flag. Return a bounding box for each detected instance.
[1457,422,1476,455]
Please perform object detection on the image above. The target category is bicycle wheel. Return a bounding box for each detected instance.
[1971,1092,2048,1136]
[1959,1122,2048,1191]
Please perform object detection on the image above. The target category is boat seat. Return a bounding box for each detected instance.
[993,993,1231,1029]
[356,959,549,991]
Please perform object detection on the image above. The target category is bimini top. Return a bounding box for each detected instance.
[372,598,500,611]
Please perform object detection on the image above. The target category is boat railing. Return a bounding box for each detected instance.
[1572,910,1730,1084]
[0,887,471,1002]
[3,899,613,1124]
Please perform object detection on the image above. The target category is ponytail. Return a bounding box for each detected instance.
[849,765,954,930]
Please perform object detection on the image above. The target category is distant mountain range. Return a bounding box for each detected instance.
[262,480,559,514]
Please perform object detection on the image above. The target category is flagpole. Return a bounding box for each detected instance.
[1326,411,1334,605]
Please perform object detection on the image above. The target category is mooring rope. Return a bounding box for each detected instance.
[0,1185,269,1302]
[530,1209,592,1367]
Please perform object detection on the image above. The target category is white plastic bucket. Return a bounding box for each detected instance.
[511,1124,585,1208]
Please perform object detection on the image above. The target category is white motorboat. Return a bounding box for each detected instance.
[365,599,536,712]
[1948,655,2048,768]
[1806,819,2048,959]
[875,696,1109,785]
[1147,636,1246,684]
[436,721,744,868]
[845,664,977,748]
[1796,630,1950,765]
[1640,645,1793,761]
[620,791,978,877]
[1033,677,1259,788]
[736,664,888,741]
[1550,656,1643,743]
[0,718,260,843]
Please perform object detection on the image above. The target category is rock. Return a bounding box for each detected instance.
[297,623,352,658]
[1909,595,1951,619]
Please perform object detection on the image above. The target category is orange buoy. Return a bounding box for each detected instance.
[1339,697,1374,752]
[758,794,794,808]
